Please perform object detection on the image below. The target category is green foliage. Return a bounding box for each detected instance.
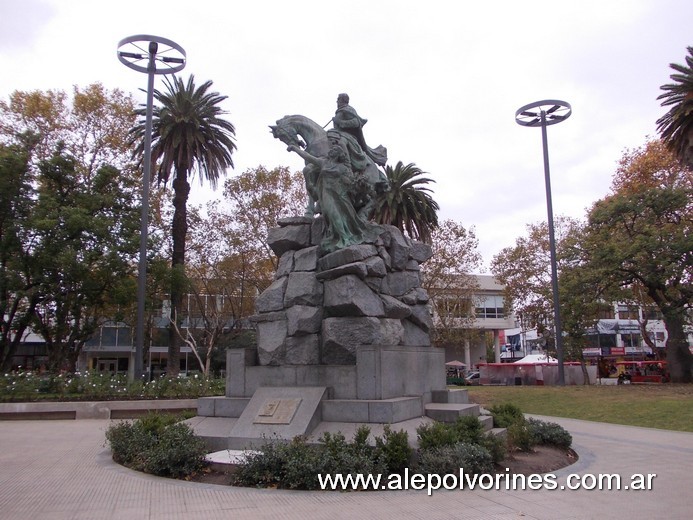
[657,46,693,165]
[417,415,486,449]
[231,406,569,490]
[374,425,413,475]
[506,421,536,452]
[417,442,494,476]
[232,430,386,490]
[489,403,525,428]
[582,185,693,382]
[142,422,208,478]
[489,403,538,452]
[373,161,439,243]
[319,429,386,482]
[488,404,573,452]
[480,429,507,463]
[527,418,572,449]
[0,371,224,402]
[105,412,207,478]
[0,145,35,370]
[417,416,505,464]
[417,420,461,450]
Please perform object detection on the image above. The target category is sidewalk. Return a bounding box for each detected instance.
[0,415,691,519]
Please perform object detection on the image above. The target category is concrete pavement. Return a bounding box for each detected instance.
[0,415,691,519]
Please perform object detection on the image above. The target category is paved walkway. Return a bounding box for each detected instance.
[0,415,691,519]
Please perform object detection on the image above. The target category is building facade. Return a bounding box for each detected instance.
[431,274,517,370]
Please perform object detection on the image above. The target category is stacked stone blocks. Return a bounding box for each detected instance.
[252,216,434,367]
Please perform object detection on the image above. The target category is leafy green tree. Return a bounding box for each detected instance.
[130,75,237,376]
[373,161,439,243]
[0,85,140,372]
[577,141,693,382]
[0,144,39,370]
[657,46,693,168]
[580,187,692,382]
[28,149,140,371]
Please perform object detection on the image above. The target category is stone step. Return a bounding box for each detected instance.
[479,414,494,431]
[431,388,469,404]
[489,427,507,439]
[424,403,480,423]
[322,396,422,424]
[197,396,251,418]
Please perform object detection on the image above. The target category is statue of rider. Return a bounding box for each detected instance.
[330,93,388,171]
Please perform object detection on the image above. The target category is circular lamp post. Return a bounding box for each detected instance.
[515,100,572,386]
[117,35,186,381]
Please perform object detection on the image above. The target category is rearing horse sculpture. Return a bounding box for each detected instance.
[270,115,388,218]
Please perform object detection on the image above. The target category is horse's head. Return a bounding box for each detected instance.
[270,117,305,149]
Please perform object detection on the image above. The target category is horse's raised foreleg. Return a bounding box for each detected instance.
[303,163,321,217]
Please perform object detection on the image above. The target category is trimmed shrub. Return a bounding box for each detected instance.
[230,439,287,488]
[416,416,505,463]
[105,420,156,468]
[417,420,461,450]
[417,416,487,448]
[105,412,207,478]
[374,425,413,475]
[479,430,507,463]
[417,442,494,476]
[489,403,525,428]
[232,429,387,490]
[142,422,207,478]
[506,420,536,452]
[527,418,572,449]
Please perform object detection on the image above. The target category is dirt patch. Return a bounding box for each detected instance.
[499,445,577,475]
[188,446,577,486]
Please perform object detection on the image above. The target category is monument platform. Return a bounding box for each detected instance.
[194,347,478,450]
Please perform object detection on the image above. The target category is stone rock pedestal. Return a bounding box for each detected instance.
[195,217,470,450]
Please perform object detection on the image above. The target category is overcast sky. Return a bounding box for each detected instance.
[1,0,691,271]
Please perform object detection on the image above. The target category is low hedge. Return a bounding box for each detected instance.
[105,412,207,478]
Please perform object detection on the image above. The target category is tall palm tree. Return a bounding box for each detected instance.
[130,75,236,376]
[657,46,693,168]
[373,161,439,243]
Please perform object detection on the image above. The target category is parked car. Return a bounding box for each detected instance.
[464,371,480,386]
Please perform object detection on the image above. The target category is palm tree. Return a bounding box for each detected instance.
[130,75,236,376]
[657,46,693,168]
[373,161,439,243]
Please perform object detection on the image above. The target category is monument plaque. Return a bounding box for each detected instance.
[254,398,302,424]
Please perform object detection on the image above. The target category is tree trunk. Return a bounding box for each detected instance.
[580,359,591,385]
[663,309,693,383]
[167,174,190,377]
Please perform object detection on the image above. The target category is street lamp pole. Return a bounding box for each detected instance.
[515,100,572,386]
[117,35,186,381]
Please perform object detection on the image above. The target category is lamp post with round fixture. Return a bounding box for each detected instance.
[117,35,186,380]
[515,100,572,386]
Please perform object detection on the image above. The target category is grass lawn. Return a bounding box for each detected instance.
[466,384,693,432]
